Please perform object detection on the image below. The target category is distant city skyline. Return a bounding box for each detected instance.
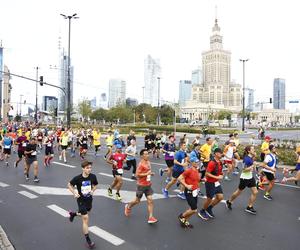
[1,0,299,114]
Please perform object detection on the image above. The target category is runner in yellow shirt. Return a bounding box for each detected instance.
[260,136,271,161]
[104,130,114,159]
[200,137,213,180]
[93,128,101,157]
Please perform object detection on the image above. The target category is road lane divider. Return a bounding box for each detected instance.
[99,172,134,182]
[89,226,125,246]
[47,204,69,217]
[18,191,38,199]
[52,162,77,168]
[0,182,9,187]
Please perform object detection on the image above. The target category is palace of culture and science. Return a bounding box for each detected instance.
[181,18,242,121]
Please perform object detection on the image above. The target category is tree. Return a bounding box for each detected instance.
[77,99,92,121]
[216,110,232,120]
[90,108,107,121]
[159,104,175,125]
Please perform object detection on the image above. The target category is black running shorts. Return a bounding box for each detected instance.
[77,198,92,215]
[238,177,256,190]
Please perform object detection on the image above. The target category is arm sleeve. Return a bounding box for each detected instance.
[206,162,214,173]
[70,176,78,186]
[92,175,98,186]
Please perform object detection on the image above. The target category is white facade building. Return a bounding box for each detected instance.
[108,79,126,108]
[144,55,161,106]
[256,109,292,126]
[181,18,242,121]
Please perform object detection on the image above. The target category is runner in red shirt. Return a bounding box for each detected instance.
[177,157,201,228]
[124,149,158,224]
[198,147,224,220]
[107,144,126,201]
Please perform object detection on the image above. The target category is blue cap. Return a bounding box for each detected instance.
[190,157,199,163]
[116,144,122,149]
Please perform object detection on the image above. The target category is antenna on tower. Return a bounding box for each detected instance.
[215,5,218,23]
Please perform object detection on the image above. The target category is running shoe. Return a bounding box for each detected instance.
[198,210,209,220]
[184,220,194,228]
[178,214,186,227]
[33,177,40,183]
[116,193,122,201]
[162,188,169,198]
[159,168,164,177]
[69,211,76,222]
[205,206,215,218]
[226,200,232,210]
[86,241,95,249]
[147,216,158,224]
[224,176,231,181]
[25,175,30,181]
[263,194,273,201]
[124,204,131,217]
[14,162,18,168]
[59,155,62,161]
[177,193,186,200]
[245,206,257,215]
[232,171,239,175]
[108,187,113,197]
[6,162,9,167]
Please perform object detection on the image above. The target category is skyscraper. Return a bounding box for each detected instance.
[108,79,126,108]
[58,49,73,112]
[0,46,3,119]
[191,18,242,108]
[245,88,255,111]
[144,55,161,106]
[273,78,285,109]
[191,68,202,85]
[42,96,58,112]
[179,80,192,106]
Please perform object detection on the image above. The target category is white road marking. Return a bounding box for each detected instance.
[52,161,77,168]
[47,204,69,217]
[19,184,168,203]
[99,172,134,182]
[0,182,9,187]
[89,226,125,246]
[173,188,226,203]
[275,183,300,189]
[18,190,38,199]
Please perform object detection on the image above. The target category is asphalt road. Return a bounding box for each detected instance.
[0,138,299,250]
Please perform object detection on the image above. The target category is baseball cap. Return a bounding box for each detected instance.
[265,136,271,140]
[190,157,200,163]
[116,144,122,149]
[81,160,92,168]
[214,148,223,154]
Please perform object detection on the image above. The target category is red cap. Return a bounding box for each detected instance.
[265,136,271,140]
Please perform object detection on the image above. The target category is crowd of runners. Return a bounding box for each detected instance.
[0,121,299,248]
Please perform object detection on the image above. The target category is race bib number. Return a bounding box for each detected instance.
[4,145,10,149]
[146,175,151,182]
[192,189,198,197]
[215,181,220,187]
[22,143,27,147]
[169,152,174,157]
[31,151,37,156]
[47,143,52,147]
[117,169,124,174]
[81,180,92,197]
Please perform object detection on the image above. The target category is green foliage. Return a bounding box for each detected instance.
[77,99,92,120]
[216,110,232,120]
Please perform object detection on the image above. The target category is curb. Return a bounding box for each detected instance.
[0,226,15,250]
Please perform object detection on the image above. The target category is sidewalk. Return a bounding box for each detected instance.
[0,226,14,250]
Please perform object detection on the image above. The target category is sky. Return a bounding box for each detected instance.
[1,0,300,114]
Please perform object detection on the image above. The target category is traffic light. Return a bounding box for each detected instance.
[269,98,272,103]
[39,76,44,86]
[54,107,58,117]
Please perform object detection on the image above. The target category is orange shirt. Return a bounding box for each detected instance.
[137,161,151,186]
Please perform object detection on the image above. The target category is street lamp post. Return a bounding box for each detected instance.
[240,59,249,131]
[34,67,39,123]
[157,77,160,125]
[61,13,79,128]
[19,94,24,116]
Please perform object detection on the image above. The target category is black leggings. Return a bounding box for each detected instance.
[124,159,137,174]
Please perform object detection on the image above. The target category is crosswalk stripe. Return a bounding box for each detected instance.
[0,182,9,187]
[150,162,166,166]
[89,226,125,246]
[52,161,77,168]
[275,183,300,189]
[18,190,38,199]
[47,204,69,217]
[99,172,135,182]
